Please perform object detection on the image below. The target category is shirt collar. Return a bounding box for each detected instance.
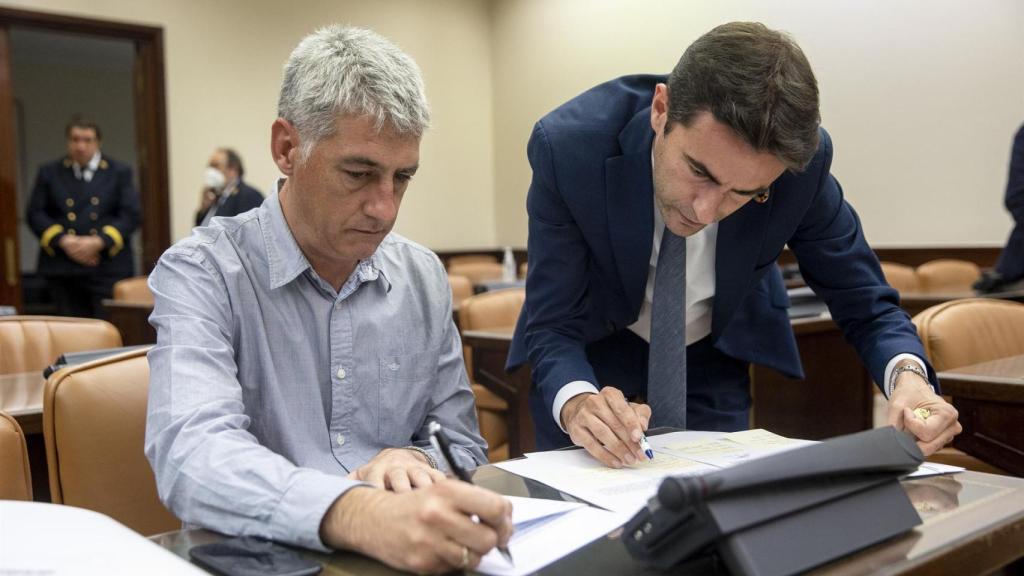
[260,178,392,293]
[73,151,101,171]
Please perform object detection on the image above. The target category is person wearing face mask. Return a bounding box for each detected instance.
[26,115,140,318]
[194,147,264,227]
[507,22,961,468]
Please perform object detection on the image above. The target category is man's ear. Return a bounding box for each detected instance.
[650,83,670,133]
[271,118,300,175]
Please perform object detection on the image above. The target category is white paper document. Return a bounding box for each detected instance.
[0,501,206,575]
[476,496,630,576]
[498,429,963,516]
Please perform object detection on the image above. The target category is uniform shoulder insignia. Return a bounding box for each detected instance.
[99,159,109,169]
[62,158,72,168]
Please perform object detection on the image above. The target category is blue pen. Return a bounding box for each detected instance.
[428,421,514,565]
[639,434,655,460]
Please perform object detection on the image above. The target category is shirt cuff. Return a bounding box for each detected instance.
[270,469,365,552]
[883,353,929,399]
[552,381,600,434]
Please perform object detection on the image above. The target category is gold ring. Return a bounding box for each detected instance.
[460,545,470,568]
[913,407,932,421]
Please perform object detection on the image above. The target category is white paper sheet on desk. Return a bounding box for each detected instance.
[477,499,630,576]
[0,501,206,575]
[496,448,717,514]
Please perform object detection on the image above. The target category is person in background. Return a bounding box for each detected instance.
[195,147,264,227]
[26,115,139,318]
[974,123,1024,293]
[508,22,961,467]
[146,25,511,573]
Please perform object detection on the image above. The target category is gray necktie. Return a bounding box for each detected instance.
[648,227,687,429]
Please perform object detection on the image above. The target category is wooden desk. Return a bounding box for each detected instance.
[751,314,874,440]
[153,469,1024,575]
[101,300,157,346]
[461,327,534,457]
[898,288,1024,318]
[462,315,874,457]
[938,355,1024,477]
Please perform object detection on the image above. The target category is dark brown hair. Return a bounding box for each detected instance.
[667,22,820,171]
[65,114,102,141]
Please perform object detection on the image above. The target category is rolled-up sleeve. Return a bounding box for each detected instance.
[144,248,361,551]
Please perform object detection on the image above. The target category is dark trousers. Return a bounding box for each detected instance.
[531,333,752,450]
[46,275,117,319]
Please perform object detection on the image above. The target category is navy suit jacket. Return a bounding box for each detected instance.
[995,124,1024,280]
[194,180,265,227]
[507,75,934,445]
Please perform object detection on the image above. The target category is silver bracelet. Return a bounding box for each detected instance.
[405,446,438,469]
[888,363,929,397]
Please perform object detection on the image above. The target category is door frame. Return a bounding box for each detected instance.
[0,6,170,311]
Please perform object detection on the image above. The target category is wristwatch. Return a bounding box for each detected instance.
[888,363,929,397]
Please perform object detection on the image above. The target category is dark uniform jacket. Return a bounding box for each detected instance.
[995,124,1024,281]
[26,154,140,278]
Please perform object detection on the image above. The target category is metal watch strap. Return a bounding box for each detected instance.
[405,446,438,469]
[888,363,929,397]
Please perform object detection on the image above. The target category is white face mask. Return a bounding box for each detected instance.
[203,167,226,191]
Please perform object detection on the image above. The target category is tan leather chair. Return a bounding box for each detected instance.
[458,288,526,462]
[112,276,154,305]
[0,411,32,500]
[913,298,1024,474]
[447,254,498,268]
[519,261,528,279]
[448,274,474,308]
[44,346,179,535]
[879,261,919,293]
[447,262,504,284]
[0,316,122,375]
[915,259,980,293]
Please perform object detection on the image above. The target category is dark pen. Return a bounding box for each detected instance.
[428,421,514,565]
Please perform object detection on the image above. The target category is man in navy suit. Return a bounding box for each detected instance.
[508,22,961,467]
[975,124,1024,292]
[195,147,264,227]
[26,116,139,318]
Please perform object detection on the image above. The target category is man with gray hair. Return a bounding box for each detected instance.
[509,22,961,466]
[146,26,511,572]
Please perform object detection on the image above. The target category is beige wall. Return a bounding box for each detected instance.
[5,0,1023,251]
[491,0,1024,248]
[2,0,497,249]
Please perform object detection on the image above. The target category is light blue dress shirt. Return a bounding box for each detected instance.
[145,184,485,551]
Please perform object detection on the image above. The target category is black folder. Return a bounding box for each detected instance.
[623,427,924,576]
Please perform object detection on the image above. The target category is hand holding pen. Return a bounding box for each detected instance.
[429,421,515,565]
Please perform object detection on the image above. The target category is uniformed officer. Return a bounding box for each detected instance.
[26,115,140,318]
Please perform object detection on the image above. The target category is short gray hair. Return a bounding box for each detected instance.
[277,25,430,160]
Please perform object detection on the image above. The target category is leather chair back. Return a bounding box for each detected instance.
[913,298,1024,474]
[916,259,980,293]
[43,346,179,535]
[448,274,474,308]
[914,298,1024,372]
[879,261,919,293]
[447,254,498,268]
[0,316,122,375]
[457,288,526,463]
[447,262,503,284]
[0,411,32,500]
[112,276,154,305]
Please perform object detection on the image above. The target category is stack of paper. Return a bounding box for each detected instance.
[476,496,630,576]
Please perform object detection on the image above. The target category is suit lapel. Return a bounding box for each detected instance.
[606,108,656,315]
[712,191,775,340]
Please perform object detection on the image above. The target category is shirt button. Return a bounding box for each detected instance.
[336,434,346,446]
[337,368,346,380]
